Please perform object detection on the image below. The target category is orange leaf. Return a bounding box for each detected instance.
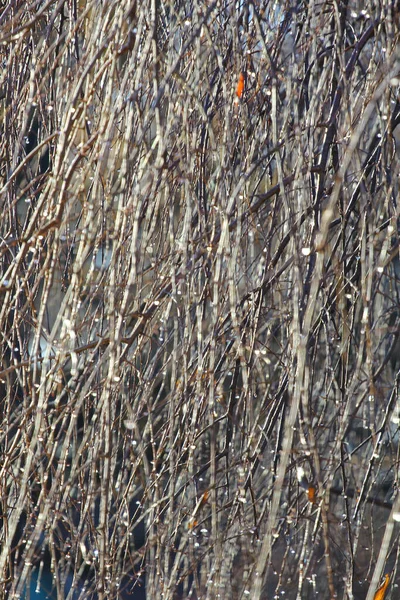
[236,72,245,98]
[201,490,209,505]
[307,486,316,504]
[373,573,390,600]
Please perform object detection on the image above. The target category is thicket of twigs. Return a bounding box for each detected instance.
[1,1,400,599]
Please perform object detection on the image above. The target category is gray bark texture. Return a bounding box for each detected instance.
[1,2,400,599]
